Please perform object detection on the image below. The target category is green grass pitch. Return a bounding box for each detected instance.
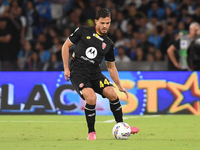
[0,115,199,150]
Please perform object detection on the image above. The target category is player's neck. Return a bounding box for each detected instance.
[95,26,105,36]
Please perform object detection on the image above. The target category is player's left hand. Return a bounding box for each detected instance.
[118,87,129,99]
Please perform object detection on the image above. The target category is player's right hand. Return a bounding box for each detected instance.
[64,69,70,82]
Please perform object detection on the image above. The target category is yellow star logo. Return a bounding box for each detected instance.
[167,72,200,115]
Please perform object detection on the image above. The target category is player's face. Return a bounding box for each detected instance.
[95,17,111,35]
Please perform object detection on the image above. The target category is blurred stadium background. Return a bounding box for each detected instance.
[1,0,200,71]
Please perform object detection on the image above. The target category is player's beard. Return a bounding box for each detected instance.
[101,27,108,34]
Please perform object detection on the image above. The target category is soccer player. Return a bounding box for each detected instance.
[62,8,139,140]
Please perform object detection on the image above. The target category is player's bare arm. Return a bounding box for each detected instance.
[106,61,129,99]
[167,45,181,69]
[61,38,73,82]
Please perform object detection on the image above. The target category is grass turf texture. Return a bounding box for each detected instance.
[0,115,199,150]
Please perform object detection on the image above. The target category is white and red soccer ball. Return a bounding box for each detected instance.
[112,122,131,140]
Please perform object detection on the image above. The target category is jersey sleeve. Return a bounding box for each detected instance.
[105,45,115,62]
[173,39,180,50]
[68,27,83,44]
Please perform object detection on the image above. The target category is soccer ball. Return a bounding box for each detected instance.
[112,122,131,140]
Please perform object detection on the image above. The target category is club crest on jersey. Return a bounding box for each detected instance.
[102,43,106,49]
[93,33,104,41]
[79,83,84,88]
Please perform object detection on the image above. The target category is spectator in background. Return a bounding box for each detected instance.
[128,38,138,60]
[178,4,188,22]
[9,1,26,40]
[165,0,178,13]
[132,31,140,43]
[0,0,8,16]
[146,14,160,35]
[37,33,51,49]
[115,46,131,63]
[147,43,156,58]
[154,49,163,61]
[127,2,146,23]
[138,0,149,15]
[68,11,81,31]
[161,23,175,56]
[110,6,117,23]
[81,0,96,23]
[138,17,148,33]
[43,53,62,71]
[184,0,195,15]
[146,52,155,62]
[193,4,200,24]
[134,47,145,61]
[138,32,151,54]
[17,40,33,70]
[24,51,43,71]
[147,2,165,20]
[25,0,41,41]
[114,11,128,33]
[35,41,50,63]
[0,17,12,70]
[162,6,174,23]
[36,0,52,28]
[168,13,178,31]
[114,28,126,48]
[185,14,194,30]
[177,21,186,32]
[148,25,163,49]
[49,36,62,61]
[124,22,133,40]
[105,0,114,12]
[74,7,83,24]
[96,0,105,8]
[61,27,71,42]
[107,22,116,42]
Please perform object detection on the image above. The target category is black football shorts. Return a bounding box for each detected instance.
[70,73,113,100]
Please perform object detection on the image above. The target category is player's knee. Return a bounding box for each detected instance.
[107,91,118,101]
[84,93,97,105]
[103,87,118,100]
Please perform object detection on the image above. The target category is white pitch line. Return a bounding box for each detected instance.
[0,120,109,123]
[0,115,161,123]
[0,121,89,123]
[103,115,161,123]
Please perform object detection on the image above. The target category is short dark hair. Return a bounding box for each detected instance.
[95,8,111,20]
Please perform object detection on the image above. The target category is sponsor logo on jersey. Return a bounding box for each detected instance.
[80,56,95,64]
[93,33,104,41]
[85,47,97,59]
[181,40,188,49]
[102,42,106,49]
[86,36,91,39]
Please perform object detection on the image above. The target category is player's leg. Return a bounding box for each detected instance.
[81,88,97,133]
[70,74,97,140]
[102,86,123,123]
[103,86,139,134]
[81,88,97,140]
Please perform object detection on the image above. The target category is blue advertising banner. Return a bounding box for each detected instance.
[0,71,199,115]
